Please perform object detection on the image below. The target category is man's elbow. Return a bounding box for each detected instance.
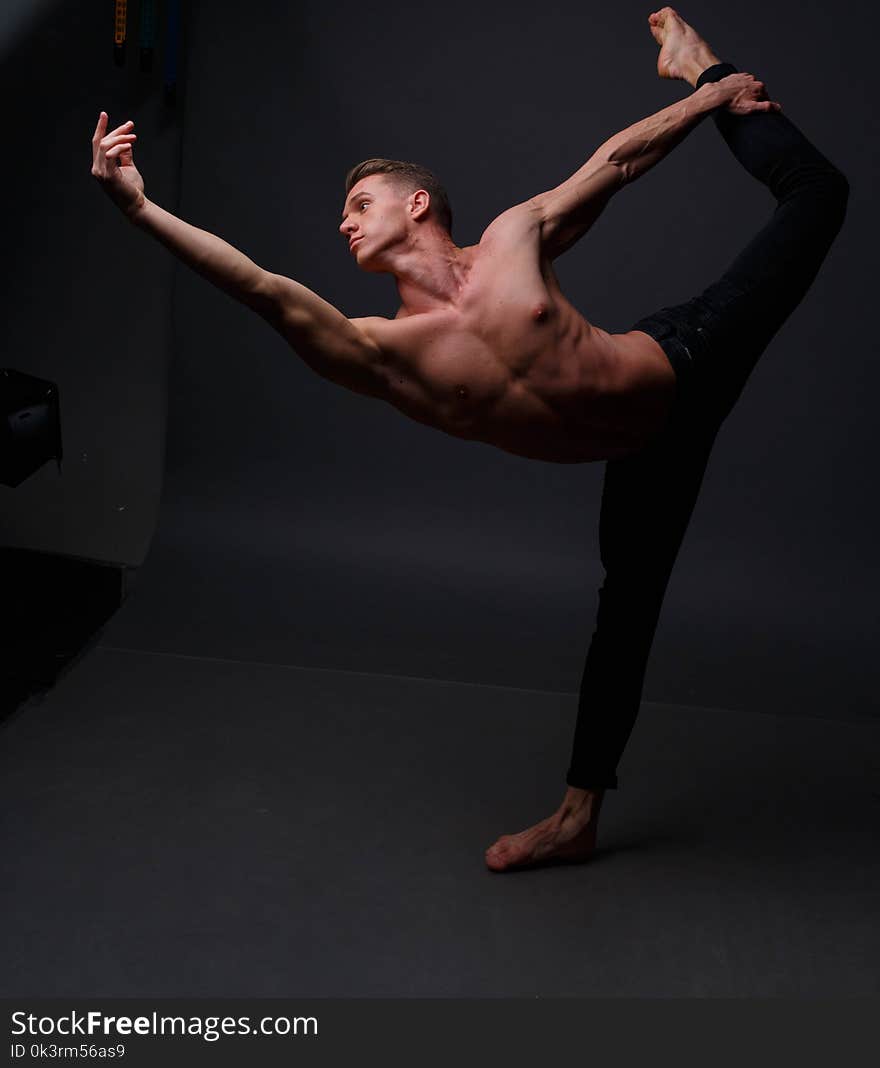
[613,159,636,186]
[521,195,549,234]
[244,269,283,320]
[603,156,636,188]
[528,193,567,246]
[607,139,652,186]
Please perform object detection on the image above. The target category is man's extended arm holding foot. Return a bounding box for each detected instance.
[532,72,780,260]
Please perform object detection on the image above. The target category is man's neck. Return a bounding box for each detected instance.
[391,235,472,317]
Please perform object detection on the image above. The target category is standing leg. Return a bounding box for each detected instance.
[566,413,718,790]
[484,411,719,873]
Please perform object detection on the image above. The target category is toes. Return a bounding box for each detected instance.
[485,842,512,871]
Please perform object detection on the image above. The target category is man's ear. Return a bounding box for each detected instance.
[409,189,431,221]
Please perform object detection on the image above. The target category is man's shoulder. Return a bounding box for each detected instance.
[477,199,543,247]
[348,315,392,345]
[348,314,420,350]
[349,315,390,328]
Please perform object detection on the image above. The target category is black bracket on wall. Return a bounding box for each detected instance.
[0,368,63,488]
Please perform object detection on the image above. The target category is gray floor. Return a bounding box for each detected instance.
[2,645,878,997]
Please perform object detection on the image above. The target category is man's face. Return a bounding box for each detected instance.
[339,175,412,271]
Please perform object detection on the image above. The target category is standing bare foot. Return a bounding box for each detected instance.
[484,787,604,873]
[648,7,721,87]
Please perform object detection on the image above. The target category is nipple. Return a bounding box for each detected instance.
[533,303,548,322]
[456,385,469,399]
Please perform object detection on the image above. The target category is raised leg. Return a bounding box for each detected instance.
[690,60,849,415]
[648,10,849,419]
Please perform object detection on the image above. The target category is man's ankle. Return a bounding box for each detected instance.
[560,785,604,820]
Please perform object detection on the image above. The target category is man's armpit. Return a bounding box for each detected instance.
[264,282,386,398]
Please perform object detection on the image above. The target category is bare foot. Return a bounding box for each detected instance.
[648,7,721,87]
[484,788,603,873]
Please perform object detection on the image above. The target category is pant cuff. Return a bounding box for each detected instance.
[566,769,618,791]
[696,61,738,89]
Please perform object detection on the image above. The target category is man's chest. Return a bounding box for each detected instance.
[385,250,566,374]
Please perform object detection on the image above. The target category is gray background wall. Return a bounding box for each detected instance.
[0,0,182,564]
[3,0,877,722]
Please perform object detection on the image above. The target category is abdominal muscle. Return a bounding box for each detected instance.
[367,298,677,463]
[479,323,677,463]
[360,244,678,463]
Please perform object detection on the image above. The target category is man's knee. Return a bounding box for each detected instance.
[787,164,849,239]
[816,165,848,204]
[782,160,848,205]
[826,166,849,197]
[809,167,850,239]
[826,168,850,221]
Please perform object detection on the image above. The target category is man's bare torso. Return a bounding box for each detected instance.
[352,205,677,463]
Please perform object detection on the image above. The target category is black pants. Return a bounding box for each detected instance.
[566,63,849,791]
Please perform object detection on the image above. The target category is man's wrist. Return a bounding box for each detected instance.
[127,195,148,226]
[693,81,724,112]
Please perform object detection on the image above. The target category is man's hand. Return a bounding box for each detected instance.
[712,72,782,115]
[91,112,145,219]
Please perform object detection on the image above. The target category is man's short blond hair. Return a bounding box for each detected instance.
[344,158,453,235]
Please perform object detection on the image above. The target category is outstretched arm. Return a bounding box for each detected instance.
[531,74,778,259]
[92,112,385,397]
[129,201,385,396]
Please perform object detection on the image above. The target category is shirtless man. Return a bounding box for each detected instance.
[92,9,848,872]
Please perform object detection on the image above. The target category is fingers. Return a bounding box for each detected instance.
[731,73,768,95]
[91,120,136,176]
[734,99,783,114]
[106,139,135,158]
[92,113,135,143]
[104,133,136,148]
[99,134,136,161]
[92,121,136,169]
